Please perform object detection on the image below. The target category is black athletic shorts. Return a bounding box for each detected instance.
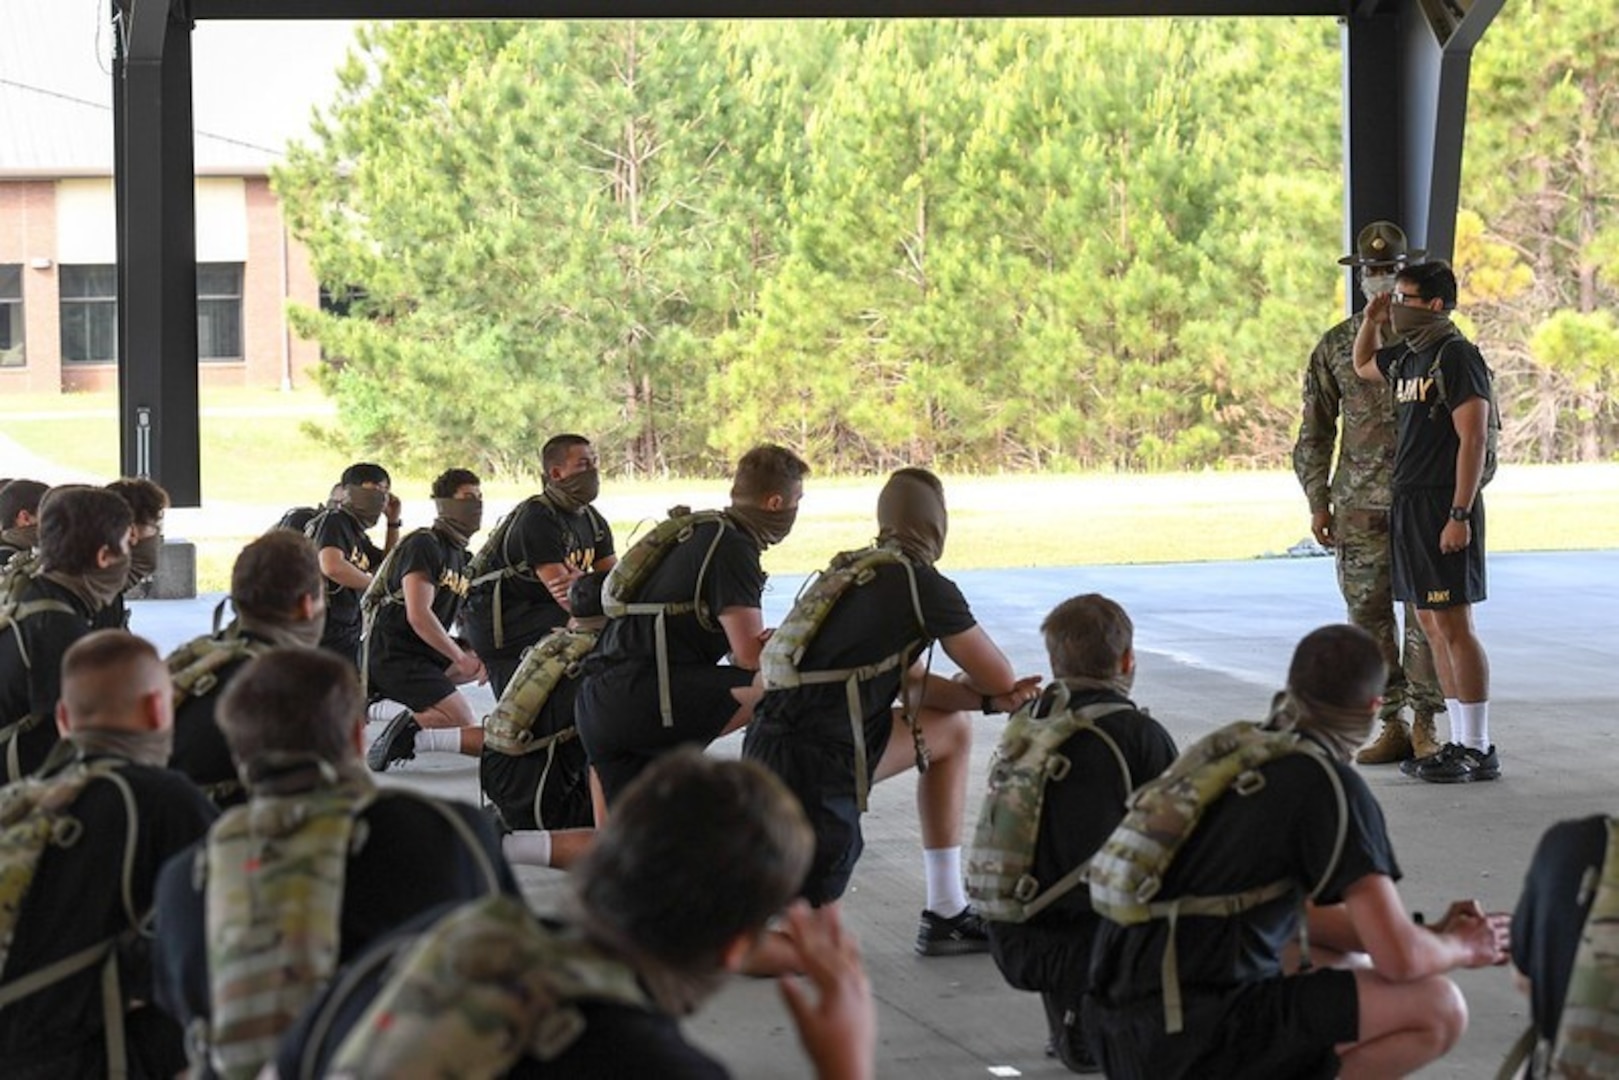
[367,650,458,712]
[480,745,592,832]
[1083,968,1358,1080]
[743,712,892,906]
[574,661,754,805]
[321,622,362,671]
[1390,488,1486,609]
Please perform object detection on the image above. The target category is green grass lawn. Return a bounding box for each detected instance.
[6,389,1617,590]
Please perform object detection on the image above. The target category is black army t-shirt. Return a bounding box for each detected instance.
[1090,735,1401,1002]
[1376,335,1492,491]
[466,499,613,656]
[311,509,384,632]
[751,559,975,743]
[167,632,272,808]
[369,528,471,666]
[592,518,763,670]
[1511,814,1608,1042]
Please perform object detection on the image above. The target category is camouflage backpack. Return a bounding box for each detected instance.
[759,544,927,811]
[1499,818,1619,1080]
[0,552,77,781]
[466,496,610,651]
[484,627,595,750]
[1087,721,1348,1034]
[1428,336,1502,488]
[166,628,273,714]
[194,778,501,1080]
[0,756,144,1075]
[965,684,1134,924]
[289,894,649,1080]
[600,508,733,726]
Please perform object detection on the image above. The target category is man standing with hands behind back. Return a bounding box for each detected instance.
[1294,221,1443,768]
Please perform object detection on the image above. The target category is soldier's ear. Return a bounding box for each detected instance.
[1120,648,1136,677]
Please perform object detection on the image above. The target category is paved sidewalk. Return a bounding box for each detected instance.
[127,550,1618,1079]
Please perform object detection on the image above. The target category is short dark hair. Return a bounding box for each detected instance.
[1042,594,1133,679]
[232,531,323,620]
[106,476,170,527]
[1287,624,1386,710]
[0,479,49,528]
[541,435,592,473]
[730,444,810,504]
[218,647,363,771]
[568,570,608,619]
[340,462,391,487]
[37,485,133,574]
[1397,261,1459,310]
[572,750,813,974]
[60,630,167,731]
[430,468,480,498]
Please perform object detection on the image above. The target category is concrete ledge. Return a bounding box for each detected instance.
[127,538,197,600]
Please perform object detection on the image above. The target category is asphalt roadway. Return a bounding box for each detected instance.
[126,549,1617,1079]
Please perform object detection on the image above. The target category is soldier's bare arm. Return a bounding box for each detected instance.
[1351,293,1393,383]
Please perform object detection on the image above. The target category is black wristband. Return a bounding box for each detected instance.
[387,520,403,529]
[980,694,1002,715]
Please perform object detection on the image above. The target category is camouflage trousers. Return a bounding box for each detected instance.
[1334,509,1445,720]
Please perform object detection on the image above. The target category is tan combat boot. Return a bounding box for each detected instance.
[1356,718,1413,765]
[1409,712,1443,760]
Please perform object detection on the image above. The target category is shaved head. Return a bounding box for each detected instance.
[58,630,172,734]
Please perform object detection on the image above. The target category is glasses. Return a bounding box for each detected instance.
[1391,290,1422,305]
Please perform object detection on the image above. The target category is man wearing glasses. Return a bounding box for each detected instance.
[1352,260,1499,783]
[1294,222,1444,768]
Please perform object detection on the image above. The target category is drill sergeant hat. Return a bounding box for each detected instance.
[1338,220,1425,267]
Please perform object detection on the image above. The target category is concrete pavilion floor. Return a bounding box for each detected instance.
[127,549,1618,1079]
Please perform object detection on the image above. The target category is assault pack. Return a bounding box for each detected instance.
[1087,721,1348,1033]
[966,683,1135,924]
[1428,336,1502,488]
[0,756,144,1074]
[759,543,927,810]
[165,623,275,805]
[600,507,733,726]
[482,628,596,830]
[1499,817,1619,1080]
[277,505,324,534]
[0,552,77,781]
[192,778,502,1080]
[284,893,649,1080]
[467,495,610,651]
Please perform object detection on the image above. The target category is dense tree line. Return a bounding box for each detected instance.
[275,7,1619,477]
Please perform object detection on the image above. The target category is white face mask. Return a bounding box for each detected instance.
[1359,271,1398,302]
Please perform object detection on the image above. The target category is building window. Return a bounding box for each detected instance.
[60,264,118,364]
[0,265,22,368]
[198,262,243,361]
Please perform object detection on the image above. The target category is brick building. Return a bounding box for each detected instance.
[0,2,353,396]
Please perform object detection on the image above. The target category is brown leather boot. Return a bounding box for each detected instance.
[1409,712,1443,760]
[1356,718,1413,764]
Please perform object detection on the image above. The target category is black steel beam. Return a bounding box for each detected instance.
[190,0,1357,19]
[115,0,202,506]
[1340,9,1403,312]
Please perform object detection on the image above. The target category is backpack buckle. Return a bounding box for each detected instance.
[1046,754,1072,783]
[1233,770,1266,796]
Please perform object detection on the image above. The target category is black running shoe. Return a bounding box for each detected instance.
[1400,742,1452,777]
[1416,743,1501,783]
[915,906,991,957]
[366,708,419,773]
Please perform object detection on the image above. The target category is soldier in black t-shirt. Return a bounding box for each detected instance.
[0,485,134,780]
[311,462,401,669]
[1353,260,1500,783]
[463,435,616,696]
[1085,625,1510,1080]
[984,594,1177,1072]
[365,469,489,772]
[576,445,809,808]
[744,468,1040,958]
[166,530,327,807]
[0,478,47,567]
[1510,814,1611,1051]
[0,631,217,1079]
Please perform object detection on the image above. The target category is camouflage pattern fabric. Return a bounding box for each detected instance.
[483,628,597,756]
[326,894,648,1079]
[203,781,372,1080]
[966,688,1133,924]
[165,632,272,712]
[1550,818,1619,1078]
[1294,313,1443,719]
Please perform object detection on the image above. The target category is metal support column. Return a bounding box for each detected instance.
[113,0,201,507]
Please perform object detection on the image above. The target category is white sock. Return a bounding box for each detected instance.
[1445,698,1462,744]
[924,847,968,917]
[502,831,553,868]
[1457,701,1490,752]
[415,728,463,754]
[367,699,406,724]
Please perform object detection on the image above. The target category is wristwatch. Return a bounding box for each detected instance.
[1448,506,1471,522]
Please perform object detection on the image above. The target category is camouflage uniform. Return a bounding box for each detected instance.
[1293,313,1444,735]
